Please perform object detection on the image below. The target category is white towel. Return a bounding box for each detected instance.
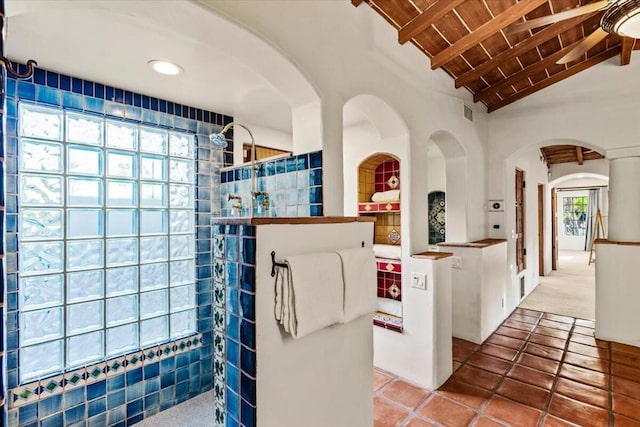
[373,244,402,260]
[274,252,345,339]
[337,248,378,323]
[371,190,400,202]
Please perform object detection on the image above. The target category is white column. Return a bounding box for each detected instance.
[608,156,640,241]
[408,136,429,255]
[292,97,344,216]
[596,150,640,345]
[320,97,345,216]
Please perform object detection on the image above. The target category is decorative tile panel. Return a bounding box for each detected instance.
[374,159,400,193]
[212,222,257,426]
[3,64,222,426]
[428,191,446,245]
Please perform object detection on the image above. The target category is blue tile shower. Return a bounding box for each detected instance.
[220,151,323,217]
[2,57,325,427]
[2,65,231,427]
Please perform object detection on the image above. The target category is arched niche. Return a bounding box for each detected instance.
[427,130,466,243]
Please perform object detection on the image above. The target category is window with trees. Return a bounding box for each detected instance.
[562,196,588,236]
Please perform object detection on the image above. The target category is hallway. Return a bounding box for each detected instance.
[519,250,595,320]
[374,307,640,426]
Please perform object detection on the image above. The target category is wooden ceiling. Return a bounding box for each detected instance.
[541,145,605,164]
[352,0,639,112]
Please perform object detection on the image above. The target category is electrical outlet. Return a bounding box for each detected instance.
[451,256,462,269]
[411,272,426,290]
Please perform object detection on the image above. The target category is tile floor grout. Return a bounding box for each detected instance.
[374,307,640,427]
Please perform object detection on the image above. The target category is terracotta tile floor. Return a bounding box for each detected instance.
[373,308,640,426]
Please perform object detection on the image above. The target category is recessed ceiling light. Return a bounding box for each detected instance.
[148,60,183,76]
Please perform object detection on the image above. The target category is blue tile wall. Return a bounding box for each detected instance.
[220,151,323,217]
[2,64,232,426]
[212,224,256,427]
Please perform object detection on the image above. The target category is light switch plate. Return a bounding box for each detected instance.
[411,272,426,290]
[451,256,462,269]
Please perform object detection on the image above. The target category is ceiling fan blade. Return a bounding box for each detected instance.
[556,27,609,64]
[505,0,609,34]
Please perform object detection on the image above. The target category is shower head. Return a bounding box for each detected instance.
[209,132,228,149]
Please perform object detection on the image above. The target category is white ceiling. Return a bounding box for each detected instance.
[5,1,304,133]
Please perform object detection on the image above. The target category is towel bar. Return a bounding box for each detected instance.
[271,251,288,277]
[270,242,366,277]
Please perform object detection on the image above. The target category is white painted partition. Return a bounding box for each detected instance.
[254,220,374,427]
[373,252,453,389]
[440,240,508,344]
[595,240,640,347]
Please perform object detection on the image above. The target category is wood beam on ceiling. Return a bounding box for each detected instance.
[454,13,596,89]
[430,0,548,70]
[474,37,585,103]
[398,0,467,45]
[351,0,364,6]
[487,47,620,112]
[576,147,584,165]
[540,148,549,164]
[621,37,635,66]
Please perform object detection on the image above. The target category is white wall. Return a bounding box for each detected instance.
[373,256,452,389]
[596,243,640,347]
[500,146,550,313]
[550,159,609,182]
[444,242,508,344]
[256,222,374,427]
[427,142,446,193]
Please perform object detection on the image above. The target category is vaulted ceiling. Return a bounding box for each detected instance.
[353,0,639,112]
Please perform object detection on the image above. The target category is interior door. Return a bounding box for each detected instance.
[551,187,558,270]
[538,183,544,277]
[515,169,525,273]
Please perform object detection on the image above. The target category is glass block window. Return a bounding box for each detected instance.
[17,103,197,382]
[562,196,588,236]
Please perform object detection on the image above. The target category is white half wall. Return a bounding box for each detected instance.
[596,243,640,348]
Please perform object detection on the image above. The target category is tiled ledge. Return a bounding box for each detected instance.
[373,312,403,333]
[212,216,376,225]
[9,334,202,409]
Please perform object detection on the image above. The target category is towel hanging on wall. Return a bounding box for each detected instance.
[274,252,345,339]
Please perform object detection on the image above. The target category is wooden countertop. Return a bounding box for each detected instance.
[212,216,376,225]
[438,238,507,248]
[595,238,640,247]
[411,251,454,260]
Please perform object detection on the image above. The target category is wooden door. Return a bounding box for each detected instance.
[538,184,544,277]
[551,187,558,270]
[515,169,526,273]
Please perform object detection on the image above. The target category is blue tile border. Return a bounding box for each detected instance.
[2,64,228,426]
[212,223,256,427]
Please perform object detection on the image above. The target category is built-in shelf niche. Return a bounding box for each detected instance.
[358,153,402,332]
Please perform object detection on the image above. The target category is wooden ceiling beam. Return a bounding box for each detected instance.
[475,38,585,103]
[351,0,364,6]
[621,37,635,66]
[430,0,548,70]
[540,148,549,164]
[398,0,467,45]
[454,13,596,89]
[576,147,584,165]
[487,47,620,112]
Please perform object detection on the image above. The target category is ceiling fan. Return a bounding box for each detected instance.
[506,0,640,64]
